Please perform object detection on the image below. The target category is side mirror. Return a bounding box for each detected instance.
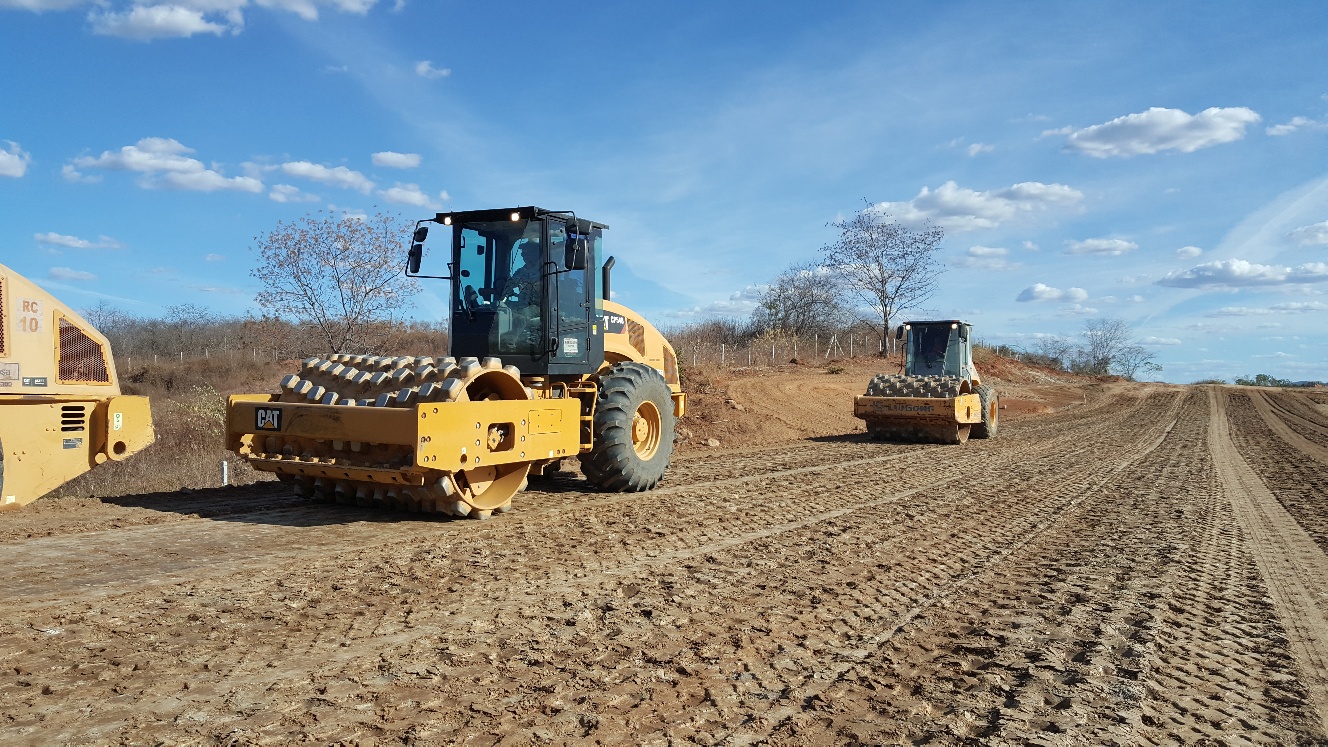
[958,326,969,342]
[565,241,588,271]
[407,243,423,274]
[895,325,906,340]
[413,225,429,243]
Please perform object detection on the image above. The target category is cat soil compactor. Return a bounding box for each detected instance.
[0,262,155,510]
[226,206,685,519]
[853,320,998,444]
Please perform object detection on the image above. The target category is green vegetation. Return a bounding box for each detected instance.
[1234,373,1296,387]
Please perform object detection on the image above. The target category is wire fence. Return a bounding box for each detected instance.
[671,332,899,370]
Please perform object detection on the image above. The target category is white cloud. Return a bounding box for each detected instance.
[966,143,994,156]
[71,137,261,192]
[1175,245,1203,259]
[34,232,123,249]
[253,0,378,21]
[0,140,32,177]
[268,183,320,203]
[49,266,97,281]
[377,182,445,209]
[280,161,372,193]
[159,168,262,191]
[1267,116,1328,136]
[1288,220,1328,246]
[1063,107,1261,158]
[1206,301,1328,317]
[90,4,233,39]
[666,285,765,319]
[205,253,225,261]
[1141,336,1182,346]
[60,164,101,183]
[183,282,244,294]
[1021,240,1039,252]
[1065,238,1138,256]
[327,204,368,222]
[1061,303,1099,316]
[1158,259,1328,288]
[953,245,1020,271]
[371,151,421,168]
[1016,283,1089,303]
[0,0,91,9]
[1253,351,1294,359]
[873,180,1083,232]
[415,60,450,79]
[77,0,379,37]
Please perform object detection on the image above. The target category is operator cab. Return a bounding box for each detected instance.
[408,206,608,377]
[897,320,977,381]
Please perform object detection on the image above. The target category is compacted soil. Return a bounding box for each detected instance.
[3,369,1328,745]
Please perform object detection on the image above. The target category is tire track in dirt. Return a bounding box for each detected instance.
[719,393,1188,743]
[749,388,1320,744]
[1210,386,1328,734]
[0,386,1161,612]
[1254,389,1328,454]
[0,389,1190,743]
[1222,390,1328,557]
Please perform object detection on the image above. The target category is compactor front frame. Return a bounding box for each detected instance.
[853,392,982,444]
[227,394,583,484]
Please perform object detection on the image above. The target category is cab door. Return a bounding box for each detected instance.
[547,220,591,366]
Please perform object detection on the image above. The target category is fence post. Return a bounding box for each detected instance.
[721,344,726,368]
[748,346,752,366]
[814,334,818,358]
[850,335,854,358]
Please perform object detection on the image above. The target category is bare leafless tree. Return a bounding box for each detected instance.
[820,204,944,350]
[251,211,417,353]
[750,261,850,337]
[1033,335,1077,370]
[1073,317,1159,380]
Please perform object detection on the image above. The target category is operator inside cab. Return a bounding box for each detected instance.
[441,208,602,373]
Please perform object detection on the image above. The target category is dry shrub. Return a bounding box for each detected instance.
[46,358,294,501]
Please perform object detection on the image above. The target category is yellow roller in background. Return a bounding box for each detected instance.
[0,262,154,510]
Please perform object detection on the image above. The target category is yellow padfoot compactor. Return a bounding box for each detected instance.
[853,320,998,444]
[0,262,154,509]
[227,207,685,519]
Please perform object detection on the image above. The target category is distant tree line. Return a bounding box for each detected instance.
[81,301,448,363]
[1007,317,1161,381]
[1233,373,1297,387]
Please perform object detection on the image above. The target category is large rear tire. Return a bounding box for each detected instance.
[972,384,999,439]
[580,362,675,491]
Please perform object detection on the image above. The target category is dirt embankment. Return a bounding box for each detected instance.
[674,352,1088,450]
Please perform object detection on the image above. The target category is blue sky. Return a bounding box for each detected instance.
[1,1,1325,382]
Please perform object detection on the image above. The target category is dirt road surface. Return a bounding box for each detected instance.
[3,376,1328,744]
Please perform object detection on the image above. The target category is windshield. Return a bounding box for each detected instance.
[454,219,544,355]
[907,325,955,377]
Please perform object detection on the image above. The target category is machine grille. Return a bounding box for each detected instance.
[663,346,679,385]
[57,317,111,384]
[61,404,87,432]
[627,319,646,356]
